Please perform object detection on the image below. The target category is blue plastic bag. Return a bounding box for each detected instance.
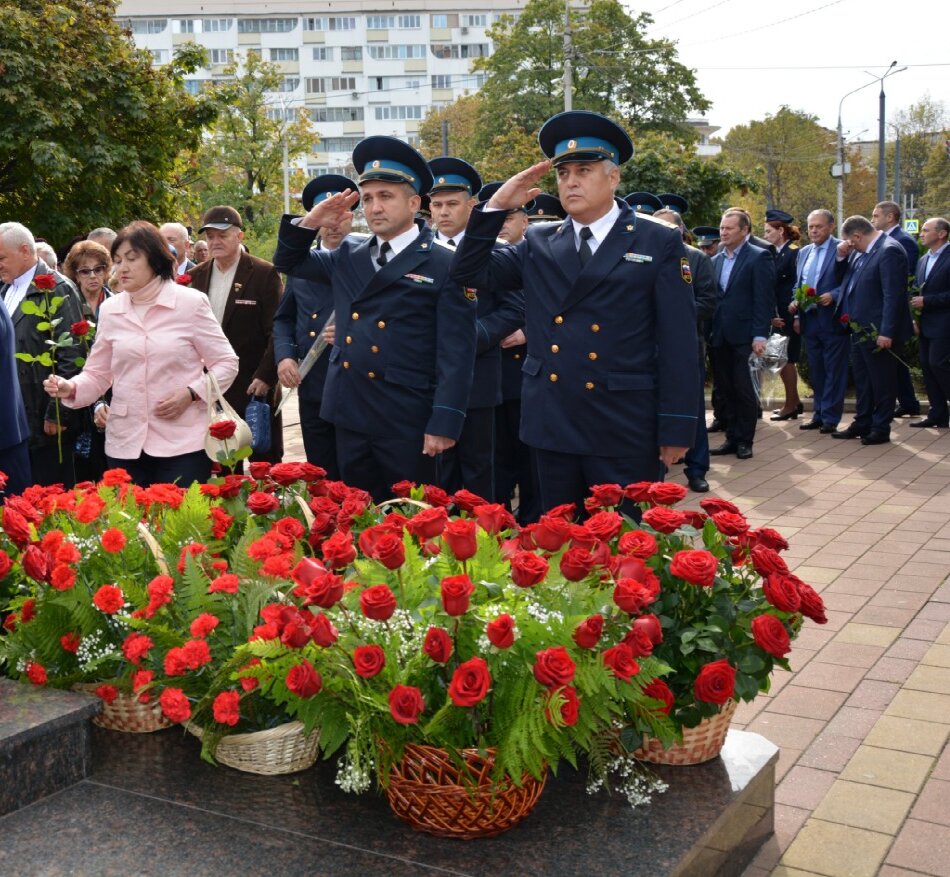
[244,396,272,454]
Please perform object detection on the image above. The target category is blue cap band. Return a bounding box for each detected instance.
[431,173,473,193]
[312,190,345,205]
[359,159,421,192]
[553,136,619,164]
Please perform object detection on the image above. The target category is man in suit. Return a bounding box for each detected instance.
[790,209,849,433]
[832,215,913,444]
[451,110,699,517]
[708,210,776,459]
[909,217,950,428]
[160,223,196,277]
[274,175,362,477]
[655,207,716,492]
[0,290,31,497]
[189,206,284,462]
[872,200,921,418]
[0,221,84,487]
[272,136,477,502]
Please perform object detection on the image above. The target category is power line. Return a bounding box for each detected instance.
[692,62,950,71]
[653,0,737,31]
[680,0,851,46]
[653,0,694,13]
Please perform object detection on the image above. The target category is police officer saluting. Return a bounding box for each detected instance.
[451,110,699,516]
[273,137,477,502]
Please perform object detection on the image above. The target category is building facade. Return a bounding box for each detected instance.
[117,1,527,176]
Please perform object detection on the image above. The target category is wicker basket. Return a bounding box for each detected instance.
[634,699,737,765]
[185,720,320,775]
[386,744,547,839]
[73,683,173,733]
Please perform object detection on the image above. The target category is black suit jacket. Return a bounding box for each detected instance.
[888,226,920,273]
[710,241,776,347]
[916,247,950,339]
[773,243,799,332]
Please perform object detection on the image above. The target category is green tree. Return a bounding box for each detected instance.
[0,0,217,244]
[886,96,948,214]
[921,139,950,217]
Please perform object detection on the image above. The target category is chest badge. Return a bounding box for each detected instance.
[623,252,653,263]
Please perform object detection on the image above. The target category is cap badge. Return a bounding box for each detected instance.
[372,160,380,168]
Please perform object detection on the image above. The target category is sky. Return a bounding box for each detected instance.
[626,0,950,140]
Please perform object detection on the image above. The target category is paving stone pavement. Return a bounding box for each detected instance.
[281,397,950,876]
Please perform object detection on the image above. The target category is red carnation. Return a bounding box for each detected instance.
[190,613,220,639]
[95,684,119,704]
[209,573,240,594]
[100,528,127,553]
[213,691,242,726]
[423,627,453,663]
[486,613,516,649]
[93,584,124,614]
[121,632,154,665]
[60,632,81,653]
[449,657,492,707]
[352,645,386,678]
[209,419,237,440]
[694,659,736,705]
[26,662,47,685]
[159,688,192,723]
[359,584,397,621]
[286,660,322,698]
[441,573,475,616]
[132,669,154,702]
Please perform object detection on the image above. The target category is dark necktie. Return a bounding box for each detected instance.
[578,227,593,265]
[446,238,456,248]
[376,241,391,268]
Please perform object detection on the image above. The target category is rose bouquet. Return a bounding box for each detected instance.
[792,281,818,311]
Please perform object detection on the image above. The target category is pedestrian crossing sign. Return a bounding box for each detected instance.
[904,219,919,234]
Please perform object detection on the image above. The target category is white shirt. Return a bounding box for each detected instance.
[571,201,620,255]
[2,262,39,317]
[208,259,239,324]
[435,229,466,248]
[925,242,949,280]
[378,223,423,259]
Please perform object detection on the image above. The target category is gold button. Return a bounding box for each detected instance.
[513,353,521,360]
[371,345,379,353]
[585,382,594,390]
[551,344,559,353]
[367,371,375,379]
[591,323,600,332]
[549,373,558,382]
[311,313,318,319]
[554,315,564,325]
[309,331,316,337]
[377,320,386,329]
[343,361,350,369]
[351,312,359,320]
[345,335,352,344]
[588,352,598,361]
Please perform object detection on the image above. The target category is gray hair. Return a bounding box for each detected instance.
[0,221,36,254]
[87,227,117,247]
[808,209,835,225]
[927,217,950,238]
[35,242,58,269]
[842,215,874,237]
[160,221,190,240]
[654,208,686,232]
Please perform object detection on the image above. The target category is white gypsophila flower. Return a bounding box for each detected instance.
[335,754,373,794]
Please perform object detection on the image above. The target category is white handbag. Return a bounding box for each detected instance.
[204,371,253,463]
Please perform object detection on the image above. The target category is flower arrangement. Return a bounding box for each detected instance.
[792,281,818,311]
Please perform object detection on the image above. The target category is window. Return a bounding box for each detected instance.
[209,49,233,65]
[267,107,300,121]
[341,47,363,61]
[151,49,169,64]
[183,79,203,95]
[400,15,421,28]
[306,77,357,94]
[318,137,362,153]
[374,106,424,121]
[366,15,395,29]
[432,15,448,28]
[308,166,356,178]
[270,48,299,62]
[303,17,325,31]
[237,18,296,34]
[312,47,334,61]
[310,107,365,123]
[202,19,232,32]
[306,16,358,31]
[274,77,300,93]
[461,15,488,28]
[172,19,195,34]
[431,74,453,89]
[129,19,166,34]
[368,44,426,60]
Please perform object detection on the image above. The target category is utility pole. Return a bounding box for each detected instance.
[893,133,901,203]
[441,119,449,156]
[563,0,572,112]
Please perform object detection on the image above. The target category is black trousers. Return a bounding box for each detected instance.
[850,339,898,436]
[109,450,211,488]
[336,426,440,504]
[919,335,950,424]
[0,439,31,498]
[440,405,494,502]
[29,442,76,489]
[709,343,759,444]
[494,398,540,524]
[299,398,339,480]
[895,357,920,412]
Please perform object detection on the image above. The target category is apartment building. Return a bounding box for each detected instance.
[117,1,528,176]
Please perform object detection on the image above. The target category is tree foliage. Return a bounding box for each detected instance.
[0,0,218,244]
[885,95,949,216]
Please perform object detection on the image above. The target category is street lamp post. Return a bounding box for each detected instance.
[836,80,877,230]
[868,61,907,201]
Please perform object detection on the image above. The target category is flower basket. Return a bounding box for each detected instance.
[184,720,320,775]
[73,683,172,733]
[385,744,547,839]
[634,698,737,765]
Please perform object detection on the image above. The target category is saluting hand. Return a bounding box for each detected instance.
[299,189,361,231]
[486,161,552,212]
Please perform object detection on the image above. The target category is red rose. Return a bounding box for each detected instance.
[751,615,791,657]
[159,688,192,723]
[209,420,237,440]
[423,484,451,507]
[617,529,657,559]
[452,488,486,513]
[121,632,154,665]
[642,506,687,534]
[763,573,802,612]
[584,483,624,511]
[93,584,124,614]
[248,461,271,480]
[209,573,240,594]
[176,273,193,286]
[100,528,126,553]
[190,614,220,639]
[509,551,549,587]
[669,549,718,587]
[213,691,241,726]
[623,623,655,657]
[632,613,663,645]
[624,481,654,503]
[573,614,604,649]
[291,558,342,608]
[19,598,36,623]
[806,286,817,297]
[486,613,516,648]
[321,531,356,569]
[286,660,322,698]
[643,679,675,714]
[682,510,708,528]
[559,545,597,582]
[448,657,492,707]
[95,684,120,704]
[391,479,415,497]
[443,518,478,560]
[545,685,581,726]
[545,502,577,520]
[33,273,56,290]
[269,462,306,485]
[699,497,741,515]
[441,573,475,616]
[694,659,736,705]
[0,548,12,580]
[60,632,81,653]
[388,684,425,724]
[840,313,850,325]
[533,646,576,688]
[1,507,32,547]
[646,482,688,506]
[406,507,448,540]
[473,503,517,534]
[26,662,47,685]
[602,643,640,680]
[751,544,789,577]
[352,645,386,678]
[752,528,789,552]
[613,577,654,614]
[584,510,623,542]
[70,320,91,337]
[533,514,573,551]
[310,612,339,647]
[712,511,750,536]
[359,584,397,621]
[247,491,280,515]
[797,582,827,624]
[372,532,406,570]
[22,544,50,582]
[418,629,451,666]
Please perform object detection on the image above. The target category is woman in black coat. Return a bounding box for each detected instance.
[764,210,802,419]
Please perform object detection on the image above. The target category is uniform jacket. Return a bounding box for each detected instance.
[187,251,282,419]
[272,218,477,441]
[1,260,84,448]
[0,299,29,451]
[451,199,700,455]
[773,243,799,332]
[710,241,776,347]
[794,237,843,338]
[915,247,950,339]
[835,234,913,342]
[686,244,717,329]
[63,281,239,460]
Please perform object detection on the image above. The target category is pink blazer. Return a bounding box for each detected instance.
[65,281,239,460]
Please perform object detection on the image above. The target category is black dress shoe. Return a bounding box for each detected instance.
[799,420,823,430]
[710,441,737,456]
[736,443,753,459]
[893,405,921,418]
[909,418,949,428]
[861,432,890,445]
[831,427,867,439]
[707,419,723,433]
[819,424,838,434]
[687,476,710,493]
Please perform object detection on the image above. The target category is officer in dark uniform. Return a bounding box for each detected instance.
[273,174,362,478]
[624,192,664,215]
[692,226,721,259]
[452,111,700,516]
[272,137,477,502]
[527,193,567,223]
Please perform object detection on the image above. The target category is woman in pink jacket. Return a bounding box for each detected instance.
[44,221,239,486]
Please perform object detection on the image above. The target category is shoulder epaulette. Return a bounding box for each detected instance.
[432,238,457,252]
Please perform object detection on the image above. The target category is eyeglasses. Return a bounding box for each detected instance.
[76,266,108,277]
